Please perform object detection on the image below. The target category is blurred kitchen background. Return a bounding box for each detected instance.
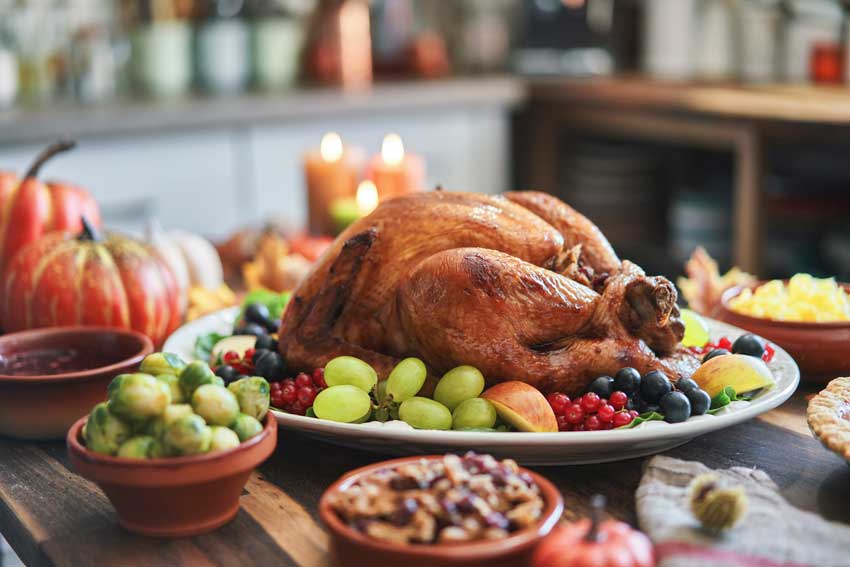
[1,0,849,284]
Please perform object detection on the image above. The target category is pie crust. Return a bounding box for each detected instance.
[807,377,850,462]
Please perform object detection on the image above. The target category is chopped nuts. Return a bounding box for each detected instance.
[328,452,544,544]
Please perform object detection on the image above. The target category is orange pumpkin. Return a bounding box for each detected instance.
[1,218,182,347]
[0,140,101,274]
[533,495,655,567]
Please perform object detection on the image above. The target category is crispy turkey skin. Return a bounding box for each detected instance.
[279,190,697,395]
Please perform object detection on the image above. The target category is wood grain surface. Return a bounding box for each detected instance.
[1,382,848,567]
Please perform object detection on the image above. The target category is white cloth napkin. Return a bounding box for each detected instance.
[636,455,850,567]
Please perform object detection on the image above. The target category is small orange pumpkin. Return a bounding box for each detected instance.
[533,495,655,567]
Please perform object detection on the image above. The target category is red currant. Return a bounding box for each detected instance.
[223,351,239,363]
[281,378,295,389]
[312,367,327,387]
[584,415,601,431]
[295,373,312,388]
[613,411,634,428]
[547,393,570,415]
[630,410,640,418]
[718,337,733,350]
[580,392,601,413]
[609,391,628,410]
[556,414,569,432]
[244,348,256,362]
[763,343,775,363]
[270,393,283,408]
[297,386,317,406]
[565,404,585,424]
[281,385,297,404]
[270,381,282,391]
[597,404,615,423]
[601,421,614,430]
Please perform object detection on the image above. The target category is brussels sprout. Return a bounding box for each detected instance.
[145,403,194,438]
[156,373,185,403]
[179,361,222,398]
[140,352,187,377]
[162,414,212,456]
[117,435,157,459]
[84,402,132,455]
[149,440,167,458]
[209,426,241,452]
[107,373,171,420]
[191,384,240,426]
[231,413,263,442]
[227,376,271,421]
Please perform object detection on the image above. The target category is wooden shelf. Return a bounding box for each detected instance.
[0,76,525,147]
[530,75,850,125]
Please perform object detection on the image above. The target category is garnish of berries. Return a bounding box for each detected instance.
[687,335,775,363]
[270,368,327,415]
[547,390,635,431]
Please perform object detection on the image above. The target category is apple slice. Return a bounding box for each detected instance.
[692,354,775,397]
[480,381,558,432]
[210,335,257,365]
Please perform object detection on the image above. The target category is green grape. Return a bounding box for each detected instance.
[433,365,485,411]
[681,308,710,348]
[324,356,378,393]
[398,397,452,430]
[451,398,497,430]
[386,358,427,403]
[313,385,372,423]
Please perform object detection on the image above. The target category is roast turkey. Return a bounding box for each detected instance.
[279,190,698,395]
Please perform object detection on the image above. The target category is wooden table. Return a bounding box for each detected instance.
[1,381,847,567]
[520,76,850,275]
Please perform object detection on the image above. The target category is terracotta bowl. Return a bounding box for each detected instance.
[718,284,850,383]
[318,455,564,567]
[67,412,277,537]
[0,327,153,440]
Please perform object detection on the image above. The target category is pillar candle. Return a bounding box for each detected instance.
[366,133,425,200]
[303,132,362,235]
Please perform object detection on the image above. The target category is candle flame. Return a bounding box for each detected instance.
[356,180,379,215]
[381,133,405,166]
[320,132,344,162]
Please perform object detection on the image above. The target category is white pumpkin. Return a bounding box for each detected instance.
[146,220,190,307]
[169,229,224,290]
[146,221,223,292]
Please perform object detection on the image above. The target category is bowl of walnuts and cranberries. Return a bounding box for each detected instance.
[318,452,563,567]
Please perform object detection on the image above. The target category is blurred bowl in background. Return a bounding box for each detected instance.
[718,285,850,383]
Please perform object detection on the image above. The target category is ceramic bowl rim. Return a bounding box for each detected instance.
[318,454,564,560]
[66,412,277,471]
[0,326,153,384]
[720,283,850,331]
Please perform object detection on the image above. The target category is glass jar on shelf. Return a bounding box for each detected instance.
[8,2,70,105]
[0,18,19,108]
[246,0,309,91]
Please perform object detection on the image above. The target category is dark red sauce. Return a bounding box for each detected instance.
[0,348,118,376]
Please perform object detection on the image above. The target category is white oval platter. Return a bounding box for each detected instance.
[164,307,799,465]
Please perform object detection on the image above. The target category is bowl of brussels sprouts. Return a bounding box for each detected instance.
[66,352,277,537]
[0,326,154,440]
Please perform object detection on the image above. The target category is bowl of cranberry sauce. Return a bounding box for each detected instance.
[0,327,153,440]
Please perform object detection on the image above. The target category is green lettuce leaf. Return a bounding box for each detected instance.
[707,386,752,414]
[617,411,664,429]
[194,332,228,362]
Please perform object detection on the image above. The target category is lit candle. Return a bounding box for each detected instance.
[330,180,380,234]
[355,180,379,215]
[303,132,363,235]
[366,133,425,199]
